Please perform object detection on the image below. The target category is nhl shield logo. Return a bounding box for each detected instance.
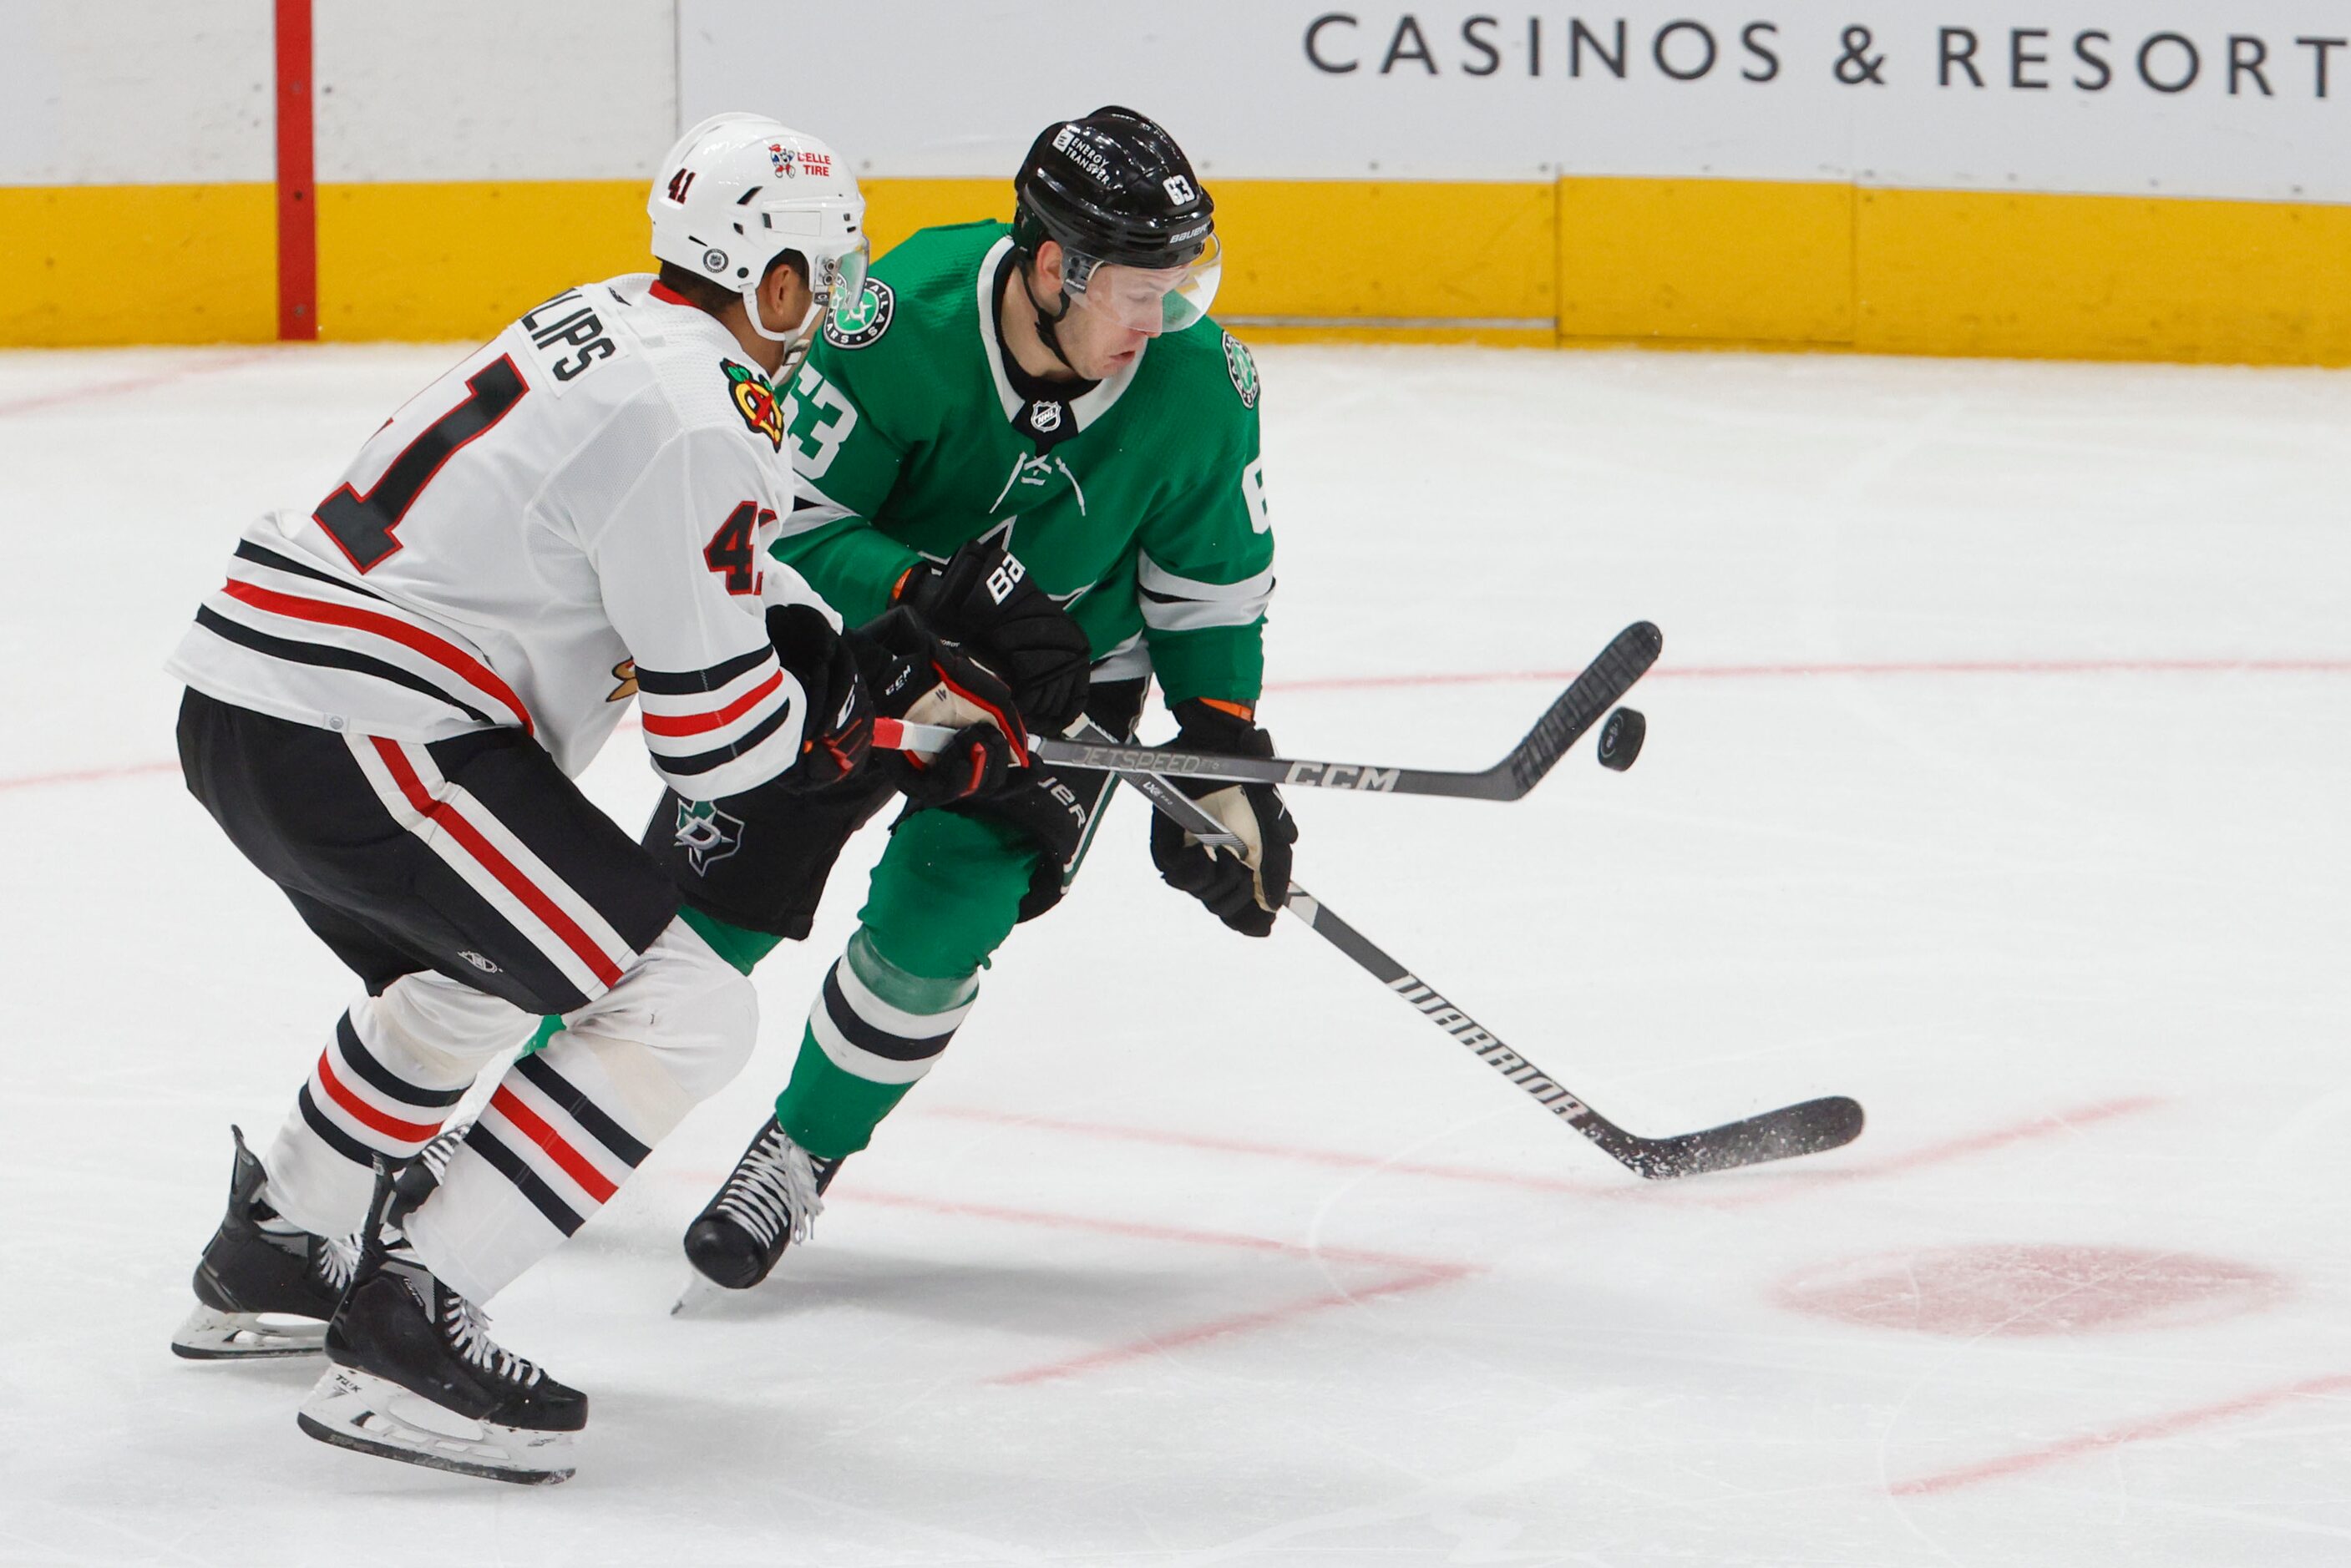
[1029,399,1064,433]
[674,800,746,875]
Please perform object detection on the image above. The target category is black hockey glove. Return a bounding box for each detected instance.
[1148,698,1298,938]
[953,766,1096,923]
[953,675,1149,927]
[894,539,1091,735]
[765,603,873,792]
[850,608,1023,808]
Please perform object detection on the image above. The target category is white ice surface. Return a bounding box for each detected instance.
[1,342,2347,1565]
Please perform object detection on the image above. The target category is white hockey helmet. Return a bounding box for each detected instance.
[648,113,868,354]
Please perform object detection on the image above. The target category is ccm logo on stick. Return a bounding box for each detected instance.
[1284,761,1401,791]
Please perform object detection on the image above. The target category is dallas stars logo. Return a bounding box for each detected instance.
[673,799,746,875]
[1222,331,1259,409]
[720,358,784,450]
[823,278,894,350]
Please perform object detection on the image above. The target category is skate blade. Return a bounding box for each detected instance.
[297,1367,574,1485]
[671,1272,727,1317]
[170,1302,326,1360]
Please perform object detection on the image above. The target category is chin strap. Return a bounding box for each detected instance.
[742,289,825,377]
[1017,260,1081,376]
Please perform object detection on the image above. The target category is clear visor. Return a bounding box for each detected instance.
[811,238,870,313]
[1066,233,1222,334]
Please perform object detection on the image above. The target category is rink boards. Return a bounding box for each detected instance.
[3,1,2348,361]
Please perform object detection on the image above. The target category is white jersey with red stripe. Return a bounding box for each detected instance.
[167,274,833,801]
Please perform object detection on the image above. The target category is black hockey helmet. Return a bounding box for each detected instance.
[1010,108,1222,359]
[1011,106,1215,271]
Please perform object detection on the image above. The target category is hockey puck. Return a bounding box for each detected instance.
[1597,706,1645,771]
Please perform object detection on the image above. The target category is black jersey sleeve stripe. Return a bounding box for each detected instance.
[464,1122,586,1236]
[634,645,773,696]
[233,539,391,601]
[333,1012,467,1109]
[646,697,795,776]
[194,607,499,726]
[511,1051,652,1167]
[296,1083,383,1170]
[820,966,957,1061]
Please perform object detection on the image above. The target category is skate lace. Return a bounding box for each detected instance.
[710,1125,823,1249]
[313,1233,360,1293]
[417,1125,467,1180]
[438,1292,544,1388]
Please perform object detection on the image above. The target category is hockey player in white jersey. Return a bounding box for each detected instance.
[165,114,1026,1484]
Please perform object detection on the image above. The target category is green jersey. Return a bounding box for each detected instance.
[770,221,1273,707]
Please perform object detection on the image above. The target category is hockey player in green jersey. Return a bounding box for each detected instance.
[648,106,1299,1291]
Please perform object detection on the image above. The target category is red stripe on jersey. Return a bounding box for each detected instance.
[220,578,534,734]
[648,281,693,307]
[369,738,625,989]
[639,669,784,737]
[488,1085,619,1203]
[315,1049,441,1143]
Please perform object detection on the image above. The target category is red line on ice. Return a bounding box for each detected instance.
[1890,1373,2351,1495]
[0,351,281,420]
[1706,1094,2164,1208]
[1264,656,2351,694]
[847,1188,1473,1386]
[990,1267,1465,1387]
[851,1188,1462,1274]
[924,1097,2159,1209]
[0,761,182,793]
[9,655,2345,794]
[920,1106,1601,1196]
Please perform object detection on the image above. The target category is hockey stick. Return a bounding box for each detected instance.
[1277,890,1865,1179]
[877,621,1663,799]
[1069,719,1865,1181]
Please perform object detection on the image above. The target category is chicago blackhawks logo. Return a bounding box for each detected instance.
[606,658,638,703]
[823,278,894,350]
[720,358,784,450]
[1222,331,1259,409]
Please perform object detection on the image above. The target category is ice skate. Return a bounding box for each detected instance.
[171,1125,357,1359]
[296,1163,584,1485]
[680,1115,841,1297]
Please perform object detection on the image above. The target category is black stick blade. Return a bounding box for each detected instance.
[1598,1095,1866,1181]
[1504,621,1662,797]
